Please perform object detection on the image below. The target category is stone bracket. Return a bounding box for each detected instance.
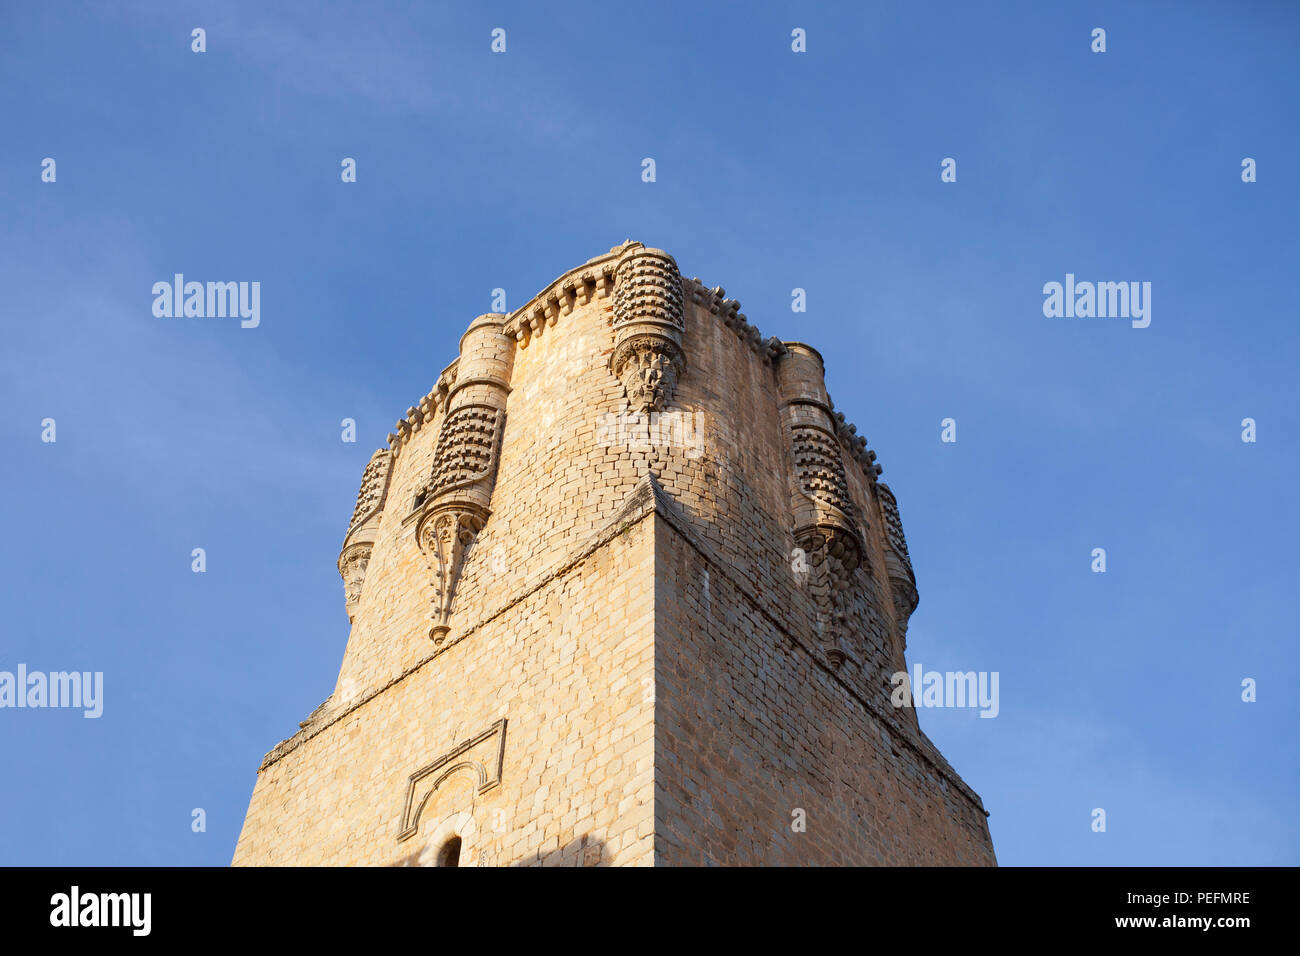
[417,506,489,644]
[794,523,863,669]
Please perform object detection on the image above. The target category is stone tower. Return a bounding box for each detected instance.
[232,242,997,867]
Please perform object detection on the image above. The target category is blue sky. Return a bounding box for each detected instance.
[1,1,1296,865]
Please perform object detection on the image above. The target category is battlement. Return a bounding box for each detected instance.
[382,242,882,487]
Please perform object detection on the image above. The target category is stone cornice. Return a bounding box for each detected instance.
[501,242,630,348]
[386,359,459,457]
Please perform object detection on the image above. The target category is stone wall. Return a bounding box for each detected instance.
[233,506,656,866]
[654,507,995,865]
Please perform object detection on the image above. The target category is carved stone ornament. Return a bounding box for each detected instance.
[795,524,862,670]
[417,507,488,644]
[610,333,684,414]
[338,543,372,614]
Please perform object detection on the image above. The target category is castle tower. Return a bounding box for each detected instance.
[232,242,997,867]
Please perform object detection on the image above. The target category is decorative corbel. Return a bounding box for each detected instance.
[416,506,489,644]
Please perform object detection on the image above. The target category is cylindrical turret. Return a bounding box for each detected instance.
[875,482,918,647]
[775,342,867,668]
[337,448,393,623]
[609,246,686,413]
[414,315,515,643]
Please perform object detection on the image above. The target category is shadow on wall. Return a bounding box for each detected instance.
[389,834,608,867]
[508,834,608,868]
